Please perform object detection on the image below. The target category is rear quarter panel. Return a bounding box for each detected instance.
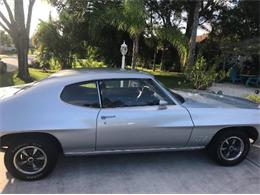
[0,80,99,153]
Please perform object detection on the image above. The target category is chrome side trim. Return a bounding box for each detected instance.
[64,146,205,156]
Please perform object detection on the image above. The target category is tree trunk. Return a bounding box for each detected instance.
[60,55,72,69]
[152,48,157,71]
[17,48,31,82]
[187,0,201,68]
[15,34,31,82]
[160,44,166,71]
[185,1,196,39]
[131,35,139,69]
[14,0,31,82]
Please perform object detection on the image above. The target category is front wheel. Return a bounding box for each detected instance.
[207,131,250,166]
[4,138,58,180]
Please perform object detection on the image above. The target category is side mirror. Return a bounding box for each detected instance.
[158,100,168,110]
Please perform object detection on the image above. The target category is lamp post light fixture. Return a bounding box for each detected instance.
[120,41,128,69]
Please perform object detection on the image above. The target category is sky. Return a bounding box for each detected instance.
[0,0,58,37]
[29,0,58,37]
[0,0,208,38]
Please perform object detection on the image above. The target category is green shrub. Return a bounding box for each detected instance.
[217,68,228,82]
[72,58,106,69]
[185,56,218,90]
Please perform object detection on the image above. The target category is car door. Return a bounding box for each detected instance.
[96,78,193,151]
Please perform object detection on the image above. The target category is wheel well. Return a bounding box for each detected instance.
[210,126,258,144]
[0,132,63,153]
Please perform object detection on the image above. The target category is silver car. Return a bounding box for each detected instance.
[0,69,259,180]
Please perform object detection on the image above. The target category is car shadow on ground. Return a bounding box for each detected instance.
[1,148,260,194]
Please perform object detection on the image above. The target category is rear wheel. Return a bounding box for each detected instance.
[4,138,59,180]
[207,130,250,166]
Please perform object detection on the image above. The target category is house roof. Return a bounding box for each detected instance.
[196,34,209,43]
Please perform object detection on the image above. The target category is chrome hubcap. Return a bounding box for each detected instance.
[13,146,47,175]
[220,136,244,161]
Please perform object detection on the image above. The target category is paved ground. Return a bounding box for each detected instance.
[0,142,259,193]
[1,56,33,72]
[209,82,260,98]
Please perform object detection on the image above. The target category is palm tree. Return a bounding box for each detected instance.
[110,0,146,69]
[157,27,188,71]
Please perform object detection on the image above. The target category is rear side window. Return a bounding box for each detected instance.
[61,81,100,108]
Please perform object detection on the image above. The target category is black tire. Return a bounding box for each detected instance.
[207,130,250,166]
[4,137,59,181]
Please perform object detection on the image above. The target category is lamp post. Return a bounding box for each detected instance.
[120,41,128,69]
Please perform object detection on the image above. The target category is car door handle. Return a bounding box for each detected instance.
[101,115,116,120]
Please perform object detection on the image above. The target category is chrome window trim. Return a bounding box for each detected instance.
[96,80,102,109]
[59,77,180,109]
[152,78,180,105]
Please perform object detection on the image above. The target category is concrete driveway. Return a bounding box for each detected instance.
[0,143,259,193]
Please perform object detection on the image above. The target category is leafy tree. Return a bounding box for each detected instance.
[0,0,35,81]
[47,0,130,68]
[184,0,227,68]
[199,0,260,71]
[0,30,12,47]
[184,0,226,39]
[211,0,259,40]
[44,0,247,74]
[145,0,184,70]
[109,0,147,69]
[34,11,85,69]
[156,27,188,70]
[145,0,183,28]
[46,0,197,71]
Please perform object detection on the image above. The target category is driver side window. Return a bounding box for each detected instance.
[99,79,173,108]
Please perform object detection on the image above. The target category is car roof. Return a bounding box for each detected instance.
[47,68,154,83]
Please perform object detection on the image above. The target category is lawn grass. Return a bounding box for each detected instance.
[136,67,193,89]
[0,68,56,87]
[0,67,191,89]
[30,68,56,80]
[0,71,24,87]
[0,54,11,59]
